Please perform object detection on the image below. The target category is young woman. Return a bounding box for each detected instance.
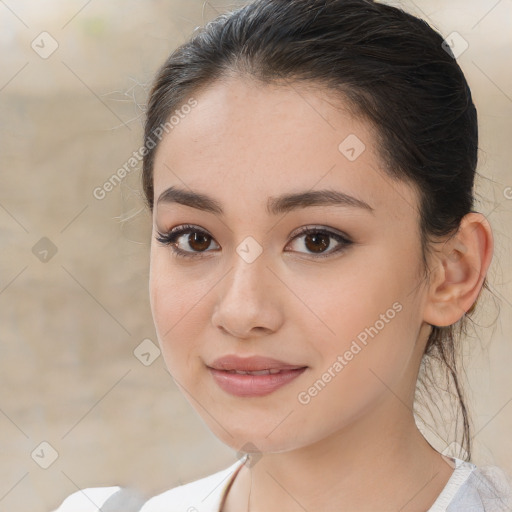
[54,0,512,510]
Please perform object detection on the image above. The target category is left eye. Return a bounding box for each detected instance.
[286,226,353,258]
[155,224,353,259]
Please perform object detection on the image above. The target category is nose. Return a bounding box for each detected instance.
[211,252,284,339]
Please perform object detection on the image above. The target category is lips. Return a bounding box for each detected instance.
[207,355,307,397]
[209,355,305,372]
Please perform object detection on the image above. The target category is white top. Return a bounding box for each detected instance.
[52,457,512,512]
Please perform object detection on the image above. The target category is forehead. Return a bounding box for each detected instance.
[152,76,419,222]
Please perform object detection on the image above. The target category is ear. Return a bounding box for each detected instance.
[423,212,494,327]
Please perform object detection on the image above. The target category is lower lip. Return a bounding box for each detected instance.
[208,367,307,397]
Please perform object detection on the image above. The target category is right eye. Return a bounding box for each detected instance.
[155,224,220,259]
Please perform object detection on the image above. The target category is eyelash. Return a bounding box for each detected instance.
[155,224,353,260]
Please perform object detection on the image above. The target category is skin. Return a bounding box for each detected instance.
[149,76,493,511]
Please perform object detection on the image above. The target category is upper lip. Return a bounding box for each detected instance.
[208,355,306,372]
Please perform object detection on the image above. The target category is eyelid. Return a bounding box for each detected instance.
[288,224,351,242]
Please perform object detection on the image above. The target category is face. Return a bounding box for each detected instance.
[149,77,432,454]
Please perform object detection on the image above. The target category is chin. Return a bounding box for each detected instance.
[193,407,318,455]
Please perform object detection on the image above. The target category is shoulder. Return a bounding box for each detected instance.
[52,459,245,512]
[140,459,245,512]
[429,458,512,512]
[451,463,512,511]
[51,486,121,511]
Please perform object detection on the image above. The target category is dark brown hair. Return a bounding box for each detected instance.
[142,0,483,459]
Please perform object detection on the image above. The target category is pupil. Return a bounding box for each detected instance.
[306,233,328,253]
[190,233,210,251]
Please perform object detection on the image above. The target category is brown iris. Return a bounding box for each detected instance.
[187,232,212,252]
[304,232,329,253]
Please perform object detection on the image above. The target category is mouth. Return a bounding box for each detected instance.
[207,355,308,397]
[221,368,287,375]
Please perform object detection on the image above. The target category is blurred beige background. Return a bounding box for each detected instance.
[0,1,510,510]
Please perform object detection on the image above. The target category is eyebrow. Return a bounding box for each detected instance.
[156,186,374,216]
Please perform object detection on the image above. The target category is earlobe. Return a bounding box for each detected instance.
[423,213,494,327]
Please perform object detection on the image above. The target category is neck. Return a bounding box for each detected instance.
[223,401,454,512]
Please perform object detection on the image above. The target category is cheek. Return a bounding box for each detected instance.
[298,248,423,379]
[150,247,200,327]
[295,304,420,437]
[149,254,206,367]
[289,253,411,343]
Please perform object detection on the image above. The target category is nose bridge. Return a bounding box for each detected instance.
[212,241,282,337]
[225,241,270,303]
